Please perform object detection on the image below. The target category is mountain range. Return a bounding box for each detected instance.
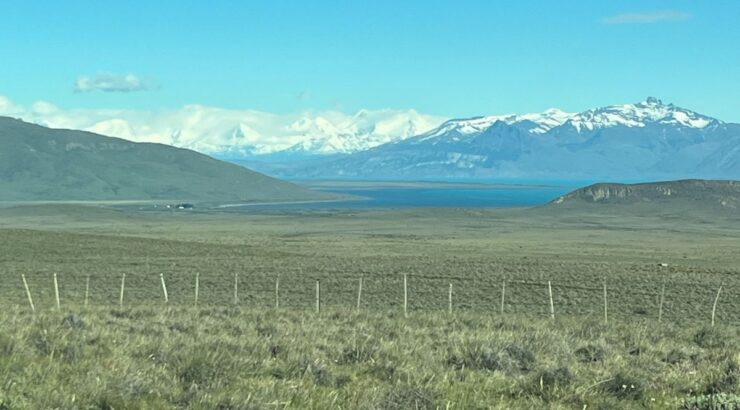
[247,98,740,180]
[5,96,739,181]
[0,97,445,158]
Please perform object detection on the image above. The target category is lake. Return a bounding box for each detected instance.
[234,181,578,210]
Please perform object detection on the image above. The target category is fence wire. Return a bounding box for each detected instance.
[3,270,737,325]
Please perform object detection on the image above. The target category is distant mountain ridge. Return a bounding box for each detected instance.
[0,116,336,202]
[262,98,740,180]
[549,179,740,210]
[0,96,446,159]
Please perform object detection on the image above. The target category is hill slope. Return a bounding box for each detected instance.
[548,179,740,212]
[0,116,335,202]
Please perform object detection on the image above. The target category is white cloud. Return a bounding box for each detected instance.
[0,96,22,115]
[602,10,691,24]
[0,96,447,156]
[74,73,155,93]
[31,101,59,115]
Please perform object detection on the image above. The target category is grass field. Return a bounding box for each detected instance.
[1,204,740,408]
[3,306,740,409]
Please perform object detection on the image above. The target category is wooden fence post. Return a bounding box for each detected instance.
[403,274,408,318]
[712,285,723,327]
[234,272,239,306]
[194,272,199,307]
[448,283,453,314]
[658,281,666,322]
[500,280,506,314]
[275,276,280,309]
[21,274,35,313]
[548,281,555,320]
[357,276,363,311]
[603,278,608,324]
[119,273,126,308]
[160,273,169,304]
[53,273,61,311]
[84,275,90,308]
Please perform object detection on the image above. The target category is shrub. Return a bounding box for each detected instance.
[505,344,536,371]
[369,386,439,410]
[538,367,574,390]
[447,342,535,373]
[306,361,334,387]
[694,327,728,349]
[338,339,381,364]
[62,314,85,329]
[664,349,689,365]
[529,366,575,401]
[178,355,228,386]
[601,373,644,400]
[704,360,739,395]
[61,342,83,363]
[575,345,605,363]
[680,393,740,410]
[27,330,53,356]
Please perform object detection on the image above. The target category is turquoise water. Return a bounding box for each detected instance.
[242,183,577,210]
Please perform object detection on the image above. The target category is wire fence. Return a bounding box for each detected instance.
[4,269,739,325]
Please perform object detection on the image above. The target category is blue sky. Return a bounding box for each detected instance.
[1,0,739,120]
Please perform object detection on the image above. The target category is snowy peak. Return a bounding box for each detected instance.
[418,98,722,144]
[565,97,720,132]
[421,108,574,140]
[512,108,574,133]
[278,109,445,155]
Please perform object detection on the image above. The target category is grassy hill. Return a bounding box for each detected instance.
[0,116,338,203]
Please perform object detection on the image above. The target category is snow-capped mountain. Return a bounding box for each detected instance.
[420,97,718,141]
[563,97,719,132]
[276,109,440,156]
[271,98,740,180]
[420,108,574,140]
[4,94,738,180]
[0,96,446,158]
[83,108,446,158]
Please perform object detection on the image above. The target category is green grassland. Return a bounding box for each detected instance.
[1,205,739,322]
[1,204,740,408]
[3,306,740,409]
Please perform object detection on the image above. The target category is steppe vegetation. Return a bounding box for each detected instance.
[0,204,739,408]
[2,306,740,409]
